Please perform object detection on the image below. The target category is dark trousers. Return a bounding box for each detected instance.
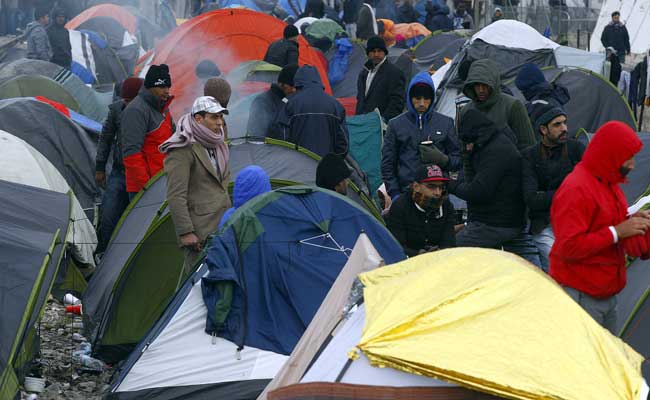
[97,168,129,254]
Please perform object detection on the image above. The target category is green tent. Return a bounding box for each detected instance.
[347,110,383,196]
[0,74,81,112]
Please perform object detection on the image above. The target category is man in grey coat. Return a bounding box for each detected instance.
[26,6,52,61]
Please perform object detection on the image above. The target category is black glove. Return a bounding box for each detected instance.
[419,144,449,167]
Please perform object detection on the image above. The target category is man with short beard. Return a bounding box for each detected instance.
[550,121,650,332]
[521,101,585,272]
[386,164,456,256]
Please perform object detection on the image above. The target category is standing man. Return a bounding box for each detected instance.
[121,64,174,198]
[247,64,298,137]
[452,3,473,29]
[47,7,71,68]
[284,65,349,157]
[460,59,535,151]
[160,96,232,275]
[522,101,585,272]
[264,25,300,68]
[356,36,405,121]
[387,164,456,256]
[550,121,650,332]
[382,71,460,200]
[95,77,144,255]
[26,6,52,61]
[343,0,362,39]
[600,11,630,63]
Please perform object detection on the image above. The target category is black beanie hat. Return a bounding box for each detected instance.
[316,153,351,191]
[284,24,300,39]
[278,64,299,86]
[459,109,495,143]
[530,100,566,132]
[410,83,434,100]
[366,36,388,55]
[144,64,172,89]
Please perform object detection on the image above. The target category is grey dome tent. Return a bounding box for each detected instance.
[0,74,81,112]
[84,138,380,364]
[0,180,71,400]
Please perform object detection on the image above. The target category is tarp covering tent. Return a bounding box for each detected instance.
[69,29,129,85]
[347,111,383,195]
[268,248,650,400]
[590,0,650,54]
[138,9,332,118]
[0,98,98,219]
[84,139,379,364]
[0,180,69,400]
[0,74,80,112]
[109,212,402,399]
[325,42,366,98]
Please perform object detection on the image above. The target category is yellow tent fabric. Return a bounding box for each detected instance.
[356,248,645,400]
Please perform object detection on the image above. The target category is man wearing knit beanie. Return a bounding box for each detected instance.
[356,35,405,121]
[121,65,175,197]
[521,100,585,272]
[316,153,352,195]
[95,77,144,256]
[248,64,299,137]
[264,24,300,68]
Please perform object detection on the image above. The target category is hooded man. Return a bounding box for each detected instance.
[356,36,406,121]
[161,96,232,275]
[248,64,299,137]
[47,7,71,68]
[381,71,460,200]
[264,25,300,68]
[550,121,650,332]
[448,108,525,248]
[515,63,570,117]
[460,59,535,151]
[522,101,585,272]
[218,165,271,230]
[491,6,503,22]
[425,3,453,32]
[26,6,52,61]
[283,65,349,157]
[121,64,175,197]
[316,153,352,195]
[386,163,456,256]
[600,11,630,63]
[95,77,144,255]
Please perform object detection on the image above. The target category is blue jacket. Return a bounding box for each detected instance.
[284,66,349,157]
[381,71,460,197]
[218,165,271,230]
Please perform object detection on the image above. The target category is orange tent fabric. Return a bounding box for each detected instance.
[66,4,137,33]
[393,23,431,43]
[378,19,396,47]
[143,9,332,118]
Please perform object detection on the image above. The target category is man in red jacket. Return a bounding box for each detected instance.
[550,121,650,333]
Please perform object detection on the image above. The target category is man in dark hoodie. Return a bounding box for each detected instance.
[515,63,570,118]
[264,25,300,68]
[356,36,406,121]
[316,153,352,195]
[382,71,460,200]
[460,59,535,151]
[425,3,453,32]
[448,108,526,248]
[26,6,52,61]
[46,7,71,68]
[247,64,298,137]
[600,11,630,63]
[283,65,349,157]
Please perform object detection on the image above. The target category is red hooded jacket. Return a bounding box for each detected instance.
[549,121,642,298]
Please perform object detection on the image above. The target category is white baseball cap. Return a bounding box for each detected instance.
[191,96,228,115]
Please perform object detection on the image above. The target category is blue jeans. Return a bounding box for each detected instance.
[97,168,129,254]
[503,231,543,269]
[532,225,555,273]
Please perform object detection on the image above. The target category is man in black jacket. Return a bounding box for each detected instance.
[387,164,456,256]
[600,11,630,63]
[47,8,71,68]
[356,36,405,121]
[522,101,585,272]
[95,77,144,255]
[448,108,525,248]
[247,64,298,137]
[264,25,300,68]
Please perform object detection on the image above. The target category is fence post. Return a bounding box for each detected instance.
[577,29,581,49]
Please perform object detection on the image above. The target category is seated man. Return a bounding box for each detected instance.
[386,164,456,256]
[316,153,352,195]
[218,165,272,230]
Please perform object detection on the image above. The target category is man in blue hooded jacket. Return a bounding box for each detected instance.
[218,165,272,230]
[381,71,460,200]
[282,65,349,157]
[515,63,570,119]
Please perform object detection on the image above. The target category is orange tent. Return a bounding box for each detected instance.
[66,4,137,33]
[140,9,332,118]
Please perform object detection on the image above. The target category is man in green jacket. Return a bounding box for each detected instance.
[459,59,535,151]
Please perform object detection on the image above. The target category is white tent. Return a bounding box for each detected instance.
[0,130,96,267]
[590,0,650,54]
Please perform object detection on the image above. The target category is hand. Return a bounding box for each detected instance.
[180,232,202,251]
[419,144,449,167]
[631,210,650,220]
[614,217,650,239]
[95,171,106,188]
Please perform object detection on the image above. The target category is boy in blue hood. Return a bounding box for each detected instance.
[218,166,272,230]
[381,71,460,200]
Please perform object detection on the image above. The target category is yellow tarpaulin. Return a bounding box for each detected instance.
[356,248,645,400]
